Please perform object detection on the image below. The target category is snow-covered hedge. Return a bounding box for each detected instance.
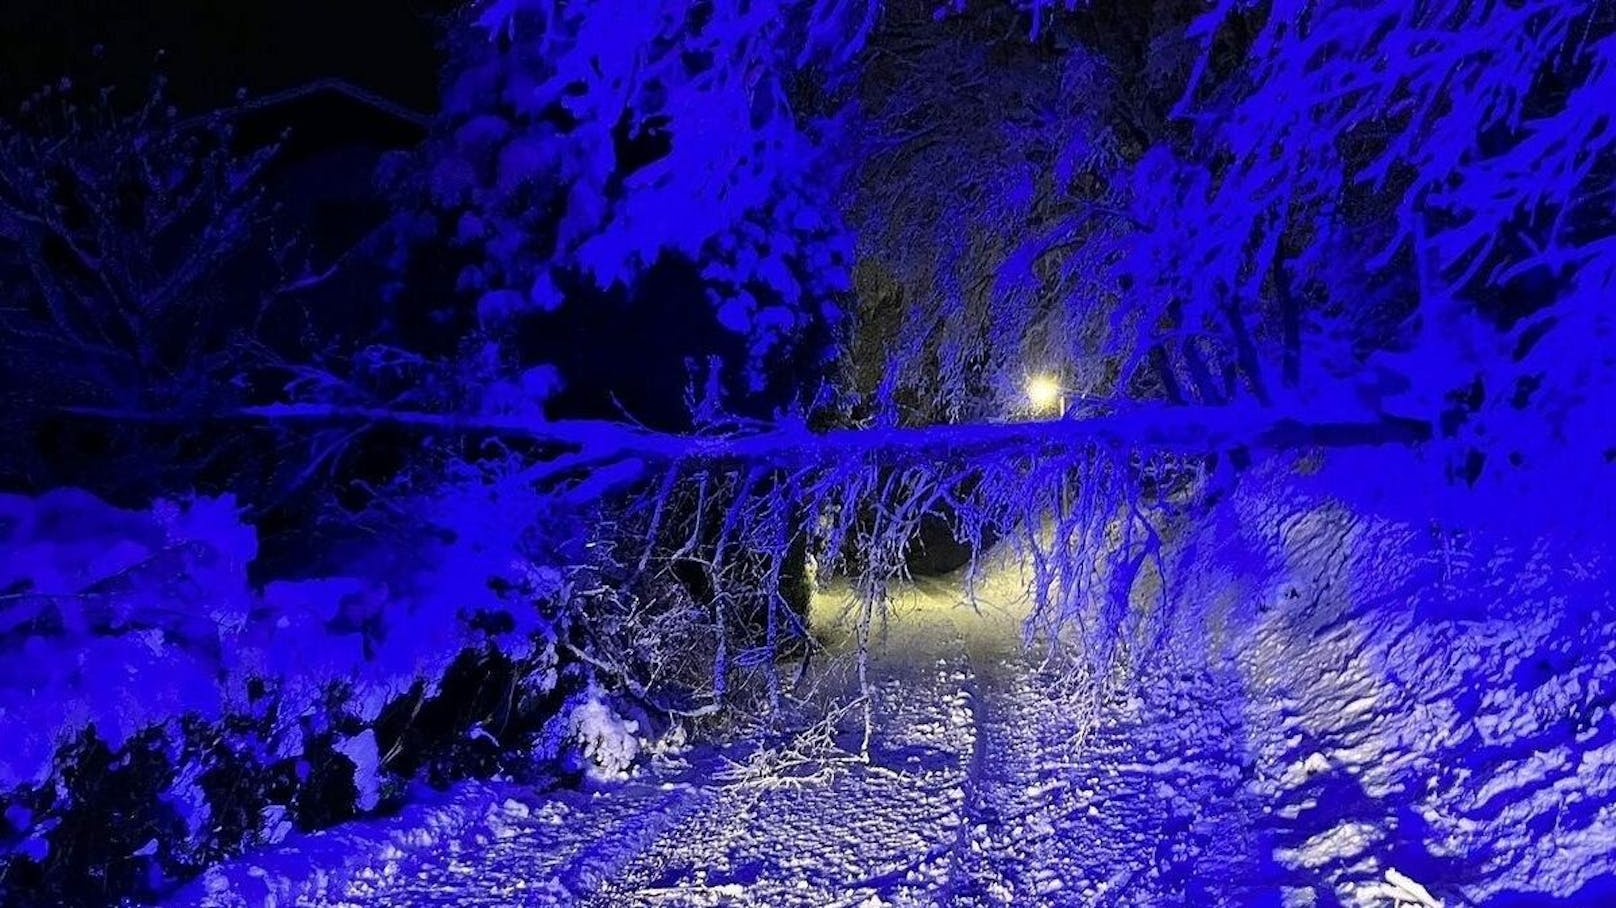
[0,486,594,906]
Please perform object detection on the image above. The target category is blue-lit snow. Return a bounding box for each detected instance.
[164,451,1616,907]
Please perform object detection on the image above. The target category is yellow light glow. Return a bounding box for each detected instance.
[1026,374,1062,411]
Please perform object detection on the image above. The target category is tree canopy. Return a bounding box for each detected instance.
[3,0,1612,530]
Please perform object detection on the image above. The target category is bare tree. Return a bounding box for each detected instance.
[0,80,281,416]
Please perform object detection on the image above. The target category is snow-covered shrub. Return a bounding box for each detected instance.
[539,685,645,782]
[565,691,643,781]
[0,489,257,787]
[0,485,576,907]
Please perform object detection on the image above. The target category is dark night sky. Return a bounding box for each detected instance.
[2,0,455,147]
[0,2,458,509]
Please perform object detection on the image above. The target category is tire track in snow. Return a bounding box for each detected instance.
[947,643,1094,906]
[167,779,708,907]
[589,609,982,907]
[944,649,993,903]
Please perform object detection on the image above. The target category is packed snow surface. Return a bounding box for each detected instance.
[171,460,1615,906]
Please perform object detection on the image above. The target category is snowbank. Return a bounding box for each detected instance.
[0,487,566,906]
[0,490,257,787]
[1156,448,1616,905]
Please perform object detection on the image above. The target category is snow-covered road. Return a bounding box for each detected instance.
[148,459,1616,908]
[170,559,1290,907]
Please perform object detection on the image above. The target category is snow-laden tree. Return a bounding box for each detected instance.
[862,0,1614,509]
[0,80,281,417]
[384,0,876,411]
[850,0,1201,424]
[26,0,1609,734]
[0,77,315,508]
[1087,0,1616,506]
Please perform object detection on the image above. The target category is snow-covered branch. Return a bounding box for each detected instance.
[62,401,1429,474]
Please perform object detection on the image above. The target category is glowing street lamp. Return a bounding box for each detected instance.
[1026,373,1066,418]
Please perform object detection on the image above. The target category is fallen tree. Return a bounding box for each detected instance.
[66,399,1429,474]
[58,395,1434,738]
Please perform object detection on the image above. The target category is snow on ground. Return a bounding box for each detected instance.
[1186,456,1616,906]
[168,450,1616,907]
[168,551,1273,906]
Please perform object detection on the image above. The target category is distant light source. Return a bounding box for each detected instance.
[1026,374,1063,414]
